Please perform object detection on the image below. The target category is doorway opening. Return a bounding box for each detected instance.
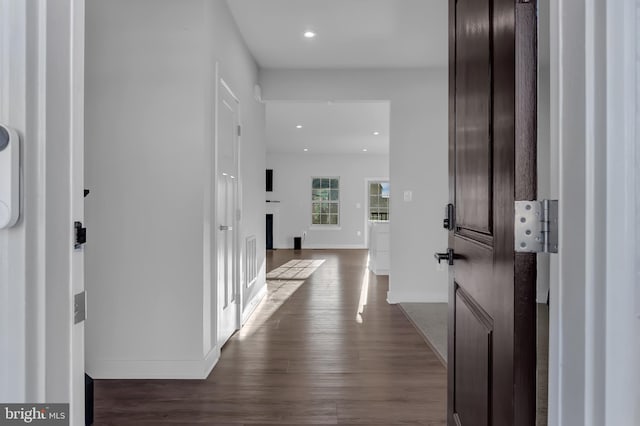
[266,214,274,250]
[264,101,390,253]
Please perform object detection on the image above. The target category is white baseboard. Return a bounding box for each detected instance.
[242,283,267,325]
[274,244,366,250]
[387,290,448,304]
[87,349,219,380]
[202,346,219,379]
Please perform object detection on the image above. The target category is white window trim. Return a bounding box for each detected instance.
[310,176,341,227]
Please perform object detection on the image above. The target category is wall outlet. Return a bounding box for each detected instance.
[403,190,413,202]
[356,231,361,237]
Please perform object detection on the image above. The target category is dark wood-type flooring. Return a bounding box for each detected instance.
[94,249,447,425]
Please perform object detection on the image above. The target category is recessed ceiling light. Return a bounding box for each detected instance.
[296,125,303,129]
[303,31,316,39]
[373,131,380,136]
[304,148,309,152]
[362,149,368,152]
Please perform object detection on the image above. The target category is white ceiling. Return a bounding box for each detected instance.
[266,102,390,155]
[226,0,448,69]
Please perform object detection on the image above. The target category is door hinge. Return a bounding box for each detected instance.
[237,125,241,137]
[74,221,87,249]
[515,200,558,253]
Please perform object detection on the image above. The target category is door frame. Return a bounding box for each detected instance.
[548,0,639,424]
[214,70,242,347]
[0,0,85,421]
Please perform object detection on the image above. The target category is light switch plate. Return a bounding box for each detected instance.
[403,190,413,202]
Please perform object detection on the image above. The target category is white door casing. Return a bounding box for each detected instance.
[0,0,85,423]
[69,0,86,423]
[216,77,240,348]
[548,0,640,425]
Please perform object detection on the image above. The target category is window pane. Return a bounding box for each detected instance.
[370,196,379,207]
[312,178,321,189]
[330,189,339,201]
[314,189,330,200]
[380,182,390,198]
[312,213,321,224]
[321,214,330,224]
[328,214,338,225]
[321,203,330,214]
[330,179,339,189]
[380,197,389,207]
[329,204,338,214]
[312,203,321,214]
[321,178,331,188]
[370,183,379,195]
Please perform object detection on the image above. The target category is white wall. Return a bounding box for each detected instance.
[266,153,388,249]
[85,0,266,379]
[260,69,448,303]
[603,0,640,425]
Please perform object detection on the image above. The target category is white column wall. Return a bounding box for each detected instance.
[84,0,266,379]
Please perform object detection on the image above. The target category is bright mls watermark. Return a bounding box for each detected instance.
[0,404,68,425]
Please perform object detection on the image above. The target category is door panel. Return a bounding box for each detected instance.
[453,287,493,426]
[454,0,493,236]
[448,0,537,425]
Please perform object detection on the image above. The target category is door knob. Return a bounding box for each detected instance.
[434,248,455,266]
[219,225,233,231]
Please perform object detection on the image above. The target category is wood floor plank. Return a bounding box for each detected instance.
[93,249,446,425]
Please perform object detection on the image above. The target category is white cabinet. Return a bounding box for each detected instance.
[368,221,390,275]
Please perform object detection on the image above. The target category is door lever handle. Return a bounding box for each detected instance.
[219,225,233,231]
[434,248,456,266]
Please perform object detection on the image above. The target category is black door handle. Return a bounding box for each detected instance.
[443,203,454,230]
[434,248,455,265]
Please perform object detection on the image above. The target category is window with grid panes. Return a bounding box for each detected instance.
[369,182,390,221]
[311,177,340,225]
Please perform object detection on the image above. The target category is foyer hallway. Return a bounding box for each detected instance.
[94,249,447,425]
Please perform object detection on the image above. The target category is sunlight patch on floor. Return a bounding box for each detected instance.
[266,259,325,280]
[356,268,370,324]
[238,259,326,340]
[238,279,306,340]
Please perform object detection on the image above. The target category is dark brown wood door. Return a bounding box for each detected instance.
[447,1,537,425]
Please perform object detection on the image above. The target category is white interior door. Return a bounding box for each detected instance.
[216,79,239,347]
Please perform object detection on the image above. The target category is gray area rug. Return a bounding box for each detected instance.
[399,303,447,364]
